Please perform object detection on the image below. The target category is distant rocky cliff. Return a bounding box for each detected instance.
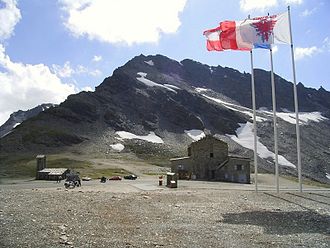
[0,103,56,138]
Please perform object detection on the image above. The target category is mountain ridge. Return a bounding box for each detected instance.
[0,103,56,138]
[0,54,329,183]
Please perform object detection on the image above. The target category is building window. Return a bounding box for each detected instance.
[188,147,192,156]
[210,153,214,158]
[236,164,243,171]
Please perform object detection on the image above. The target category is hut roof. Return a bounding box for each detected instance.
[38,168,68,175]
[170,156,190,161]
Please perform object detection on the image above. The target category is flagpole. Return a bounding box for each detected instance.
[270,47,279,193]
[288,6,302,192]
[250,50,258,193]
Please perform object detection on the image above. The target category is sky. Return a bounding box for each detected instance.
[0,0,329,126]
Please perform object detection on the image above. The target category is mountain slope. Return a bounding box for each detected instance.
[0,104,56,138]
[0,54,329,183]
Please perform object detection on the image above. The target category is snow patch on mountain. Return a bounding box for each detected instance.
[276,112,328,125]
[326,173,330,180]
[110,143,125,152]
[144,60,154,66]
[184,129,205,141]
[116,131,164,144]
[164,84,181,90]
[198,90,328,126]
[136,72,177,93]
[203,95,267,122]
[227,122,296,168]
[12,123,20,128]
[195,87,208,93]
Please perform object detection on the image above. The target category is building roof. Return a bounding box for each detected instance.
[228,154,250,160]
[38,168,68,175]
[36,154,46,158]
[170,156,190,161]
[189,134,227,146]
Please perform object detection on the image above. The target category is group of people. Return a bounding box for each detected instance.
[57,174,81,187]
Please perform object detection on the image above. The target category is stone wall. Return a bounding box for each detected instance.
[217,157,250,183]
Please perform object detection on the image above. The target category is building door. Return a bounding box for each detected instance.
[211,170,215,180]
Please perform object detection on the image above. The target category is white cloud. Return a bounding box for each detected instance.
[0,0,21,40]
[284,0,302,4]
[240,0,277,12]
[323,37,330,52]
[240,0,302,12]
[301,8,316,17]
[294,46,321,60]
[76,64,101,76]
[92,55,102,62]
[0,110,12,126]
[0,44,77,125]
[52,61,74,78]
[59,0,187,45]
[88,69,101,77]
[52,61,102,78]
[81,86,93,92]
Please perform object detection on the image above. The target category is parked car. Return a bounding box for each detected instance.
[124,174,137,180]
[100,176,107,183]
[82,177,92,181]
[109,176,122,180]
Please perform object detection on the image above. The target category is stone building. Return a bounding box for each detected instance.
[170,135,250,183]
[35,155,69,180]
[36,155,46,175]
[36,168,69,180]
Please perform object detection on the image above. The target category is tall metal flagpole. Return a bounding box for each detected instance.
[288,6,302,192]
[270,47,279,193]
[250,51,258,192]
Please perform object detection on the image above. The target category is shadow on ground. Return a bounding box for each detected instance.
[220,210,330,235]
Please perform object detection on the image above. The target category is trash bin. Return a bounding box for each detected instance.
[166,172,178,188]
[170,180,177,188]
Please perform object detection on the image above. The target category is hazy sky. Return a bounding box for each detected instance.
[0,0,329,125]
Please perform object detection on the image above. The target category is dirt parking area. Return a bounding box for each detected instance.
[1,176,330,248]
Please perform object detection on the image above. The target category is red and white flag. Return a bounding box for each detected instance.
[203,21,253,51]
[203,12,290,51]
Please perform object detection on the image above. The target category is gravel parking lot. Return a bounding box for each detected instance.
[1,176,329,248]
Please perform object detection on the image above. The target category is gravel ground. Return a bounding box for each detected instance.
[1,179,330,248]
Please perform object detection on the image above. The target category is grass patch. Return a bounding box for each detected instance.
[46,157,91,169]
[0,154,92,180]
[0,154,36,179]
[142,157,171,168]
